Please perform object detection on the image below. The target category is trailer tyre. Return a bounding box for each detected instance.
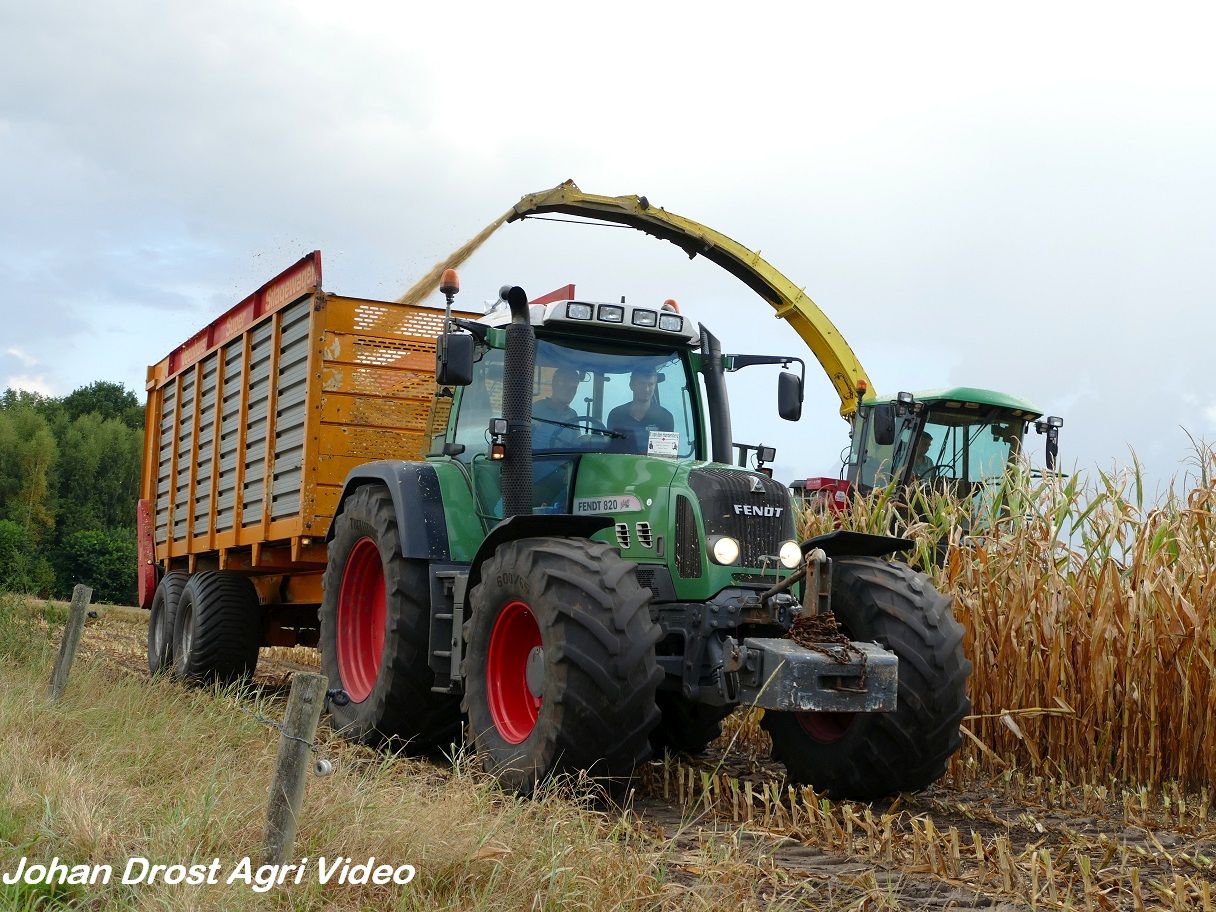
[650,694,734,756]
[319,483,461,750]
[463,537,663,796]
[763,557,971,800]
[147,570,188,676]
[172,571,262,683]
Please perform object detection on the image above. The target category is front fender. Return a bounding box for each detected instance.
[328,461,455,560]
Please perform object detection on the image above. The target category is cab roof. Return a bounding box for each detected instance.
[867,386,1043,419]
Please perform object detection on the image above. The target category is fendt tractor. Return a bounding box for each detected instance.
[139,250,971,801]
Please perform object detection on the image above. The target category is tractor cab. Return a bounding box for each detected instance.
[847,387,1062,497]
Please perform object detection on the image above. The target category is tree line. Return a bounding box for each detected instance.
[0,381,144,605]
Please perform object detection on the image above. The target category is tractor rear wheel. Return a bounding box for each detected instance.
[763,557,971,800]
[319,484,461,749]
[650,694,734,756]
[463,537,662,796]
[147,570,188,676]
[172,571,262,683]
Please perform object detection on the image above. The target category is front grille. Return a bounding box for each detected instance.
[688,468,794,568]
[674,494,702,578]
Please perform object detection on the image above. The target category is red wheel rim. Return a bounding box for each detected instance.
[486,599,543,744]
[796,711,855,743]
[337,536,387,703]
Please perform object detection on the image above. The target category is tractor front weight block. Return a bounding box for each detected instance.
[736,638,898,713]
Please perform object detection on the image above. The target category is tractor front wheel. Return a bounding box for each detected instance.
[763,557,971,800]
[463,537,662,796]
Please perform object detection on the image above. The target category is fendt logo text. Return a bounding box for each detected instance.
[732,505,783,517]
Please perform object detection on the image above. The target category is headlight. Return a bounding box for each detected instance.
[709,536,740,565]
[778,540,802,569]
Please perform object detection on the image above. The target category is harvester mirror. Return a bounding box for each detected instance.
[872,404,896,446]
[777,371,803,421]
[435,333,474,386]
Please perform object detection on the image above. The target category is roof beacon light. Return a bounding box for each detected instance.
[439,269,460,296]
[662,298,680,313]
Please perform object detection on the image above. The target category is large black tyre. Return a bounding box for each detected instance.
[763,557,971,800]
[147,570,188,676]
[462,537,663,796]
[172,571,262,683]
[650,693,734,756]
[319,484,460,749]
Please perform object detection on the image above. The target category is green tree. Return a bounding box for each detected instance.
[55,414,142,535]
[57,529,137,605]
[0,519,56,596]
[61,381,143,430]
[0,406,57,544]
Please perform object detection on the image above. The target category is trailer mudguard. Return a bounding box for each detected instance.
[329,461,456,560]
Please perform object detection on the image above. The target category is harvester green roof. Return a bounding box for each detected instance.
[865,386,1043,419]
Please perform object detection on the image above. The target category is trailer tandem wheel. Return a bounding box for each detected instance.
[147,570,188,676]
[171,571,262,683]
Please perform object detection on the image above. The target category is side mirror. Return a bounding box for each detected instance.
[435,333,474,386]
[777,371,802,421]
[872,404,896,446]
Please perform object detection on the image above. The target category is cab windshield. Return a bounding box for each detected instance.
[451,337,700,460]
[896,409,1024,485]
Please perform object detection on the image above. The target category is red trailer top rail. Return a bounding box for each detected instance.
[147,251,323,388]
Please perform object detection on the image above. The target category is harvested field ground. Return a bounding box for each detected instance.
[3,598,1212,911]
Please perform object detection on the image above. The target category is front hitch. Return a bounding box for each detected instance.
[735,637,897,713]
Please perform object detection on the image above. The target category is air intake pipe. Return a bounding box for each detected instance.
[499,285,534,518]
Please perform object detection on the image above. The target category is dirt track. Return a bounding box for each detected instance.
[80,606,1216,910]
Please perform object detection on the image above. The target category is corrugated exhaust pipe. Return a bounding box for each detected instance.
[499,285,534,518]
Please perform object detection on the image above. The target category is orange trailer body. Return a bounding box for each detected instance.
[137,252,474,630]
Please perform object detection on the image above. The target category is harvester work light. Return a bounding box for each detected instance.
[598,304,625,323]
[631,309,658,327]
[566,302,593,320]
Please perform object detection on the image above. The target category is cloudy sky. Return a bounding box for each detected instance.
[2,2,1213,496]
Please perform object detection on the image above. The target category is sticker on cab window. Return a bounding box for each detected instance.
[647,431,680,458]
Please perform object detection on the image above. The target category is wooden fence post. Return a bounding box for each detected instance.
[47,584,93,701]
[262,671,328,865]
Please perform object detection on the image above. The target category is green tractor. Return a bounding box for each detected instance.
[319,277,972,800]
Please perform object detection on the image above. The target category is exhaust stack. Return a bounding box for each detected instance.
[499,285,534,517]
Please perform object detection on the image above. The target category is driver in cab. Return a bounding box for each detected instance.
[607,367,674,454]
[532,367,581,449]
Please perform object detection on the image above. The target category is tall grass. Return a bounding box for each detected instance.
[797,449,1216,791]
[0,597,788,912]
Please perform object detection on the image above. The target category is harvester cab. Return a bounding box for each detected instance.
[847,387,1064,496]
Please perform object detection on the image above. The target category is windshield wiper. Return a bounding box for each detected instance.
[531,416,625,439]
